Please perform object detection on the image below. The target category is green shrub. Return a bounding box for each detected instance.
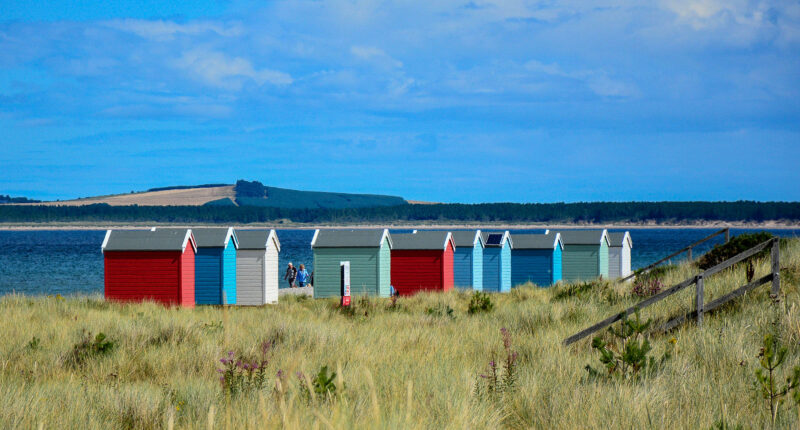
[64,331,115,368]
[426,303,455,319]
[467,292,493,314]
[553,281,597,301]
[585,311,673,380]
[298,365,339,403]
[696,232,774,270]
[27,336,40,350]
[755,334,800,425]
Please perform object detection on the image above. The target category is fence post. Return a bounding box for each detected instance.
[687,247,692,262]
[696,275,704,327]
[771,239,780,298]
[725,229,730,243]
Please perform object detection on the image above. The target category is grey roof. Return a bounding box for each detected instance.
[555,230,609,246]
[510,233,562,250]
[102,229,195,252]
[608,232,632,248]
[480,231,511,248]
[392,231,453,250]
[451,230,483,248]
[311,229,391,248]
[235,229,280,251]
[190,228,237,248]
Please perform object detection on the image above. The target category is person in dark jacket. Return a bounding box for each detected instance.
[283,263,297,288]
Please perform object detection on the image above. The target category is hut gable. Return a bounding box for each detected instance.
[451,230,484,248]
[608,232,632,249]
[191,227,238,249]
[394,231,454,250]
[481,231,512,248]
[510,232,563,250]
[236,229,281,252]
[102,229,197,253]
[311,229,391,248]
[557,229,609,246]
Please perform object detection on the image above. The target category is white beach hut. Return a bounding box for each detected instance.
[608,231,632,279]
[235,229,280,304]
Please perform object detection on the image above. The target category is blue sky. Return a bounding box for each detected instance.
[1,0,798,203]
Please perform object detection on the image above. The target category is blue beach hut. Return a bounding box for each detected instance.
[481,231,512,293]
[192,227,239,305]
[510,232,563,287]
[451,230,484,290]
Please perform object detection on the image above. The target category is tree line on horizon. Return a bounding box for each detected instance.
[0,200,799,224]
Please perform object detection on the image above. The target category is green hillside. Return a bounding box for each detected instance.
[230,180,407,209]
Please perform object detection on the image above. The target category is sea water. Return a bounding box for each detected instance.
[0,228,797,296]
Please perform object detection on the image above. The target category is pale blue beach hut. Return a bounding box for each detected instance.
[481,231,512,293]
[452,230,484,290]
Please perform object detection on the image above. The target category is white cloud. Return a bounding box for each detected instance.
[173,49,293,89]
[525,60,640,98]
[108,19,243,41]
[350,46,403,68]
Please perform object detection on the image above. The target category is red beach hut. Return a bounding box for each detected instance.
[101,228,197,307]
[390,231,455,296]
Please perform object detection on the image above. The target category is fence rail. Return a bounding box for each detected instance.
[564,237,779,346]
[619,227,730,283]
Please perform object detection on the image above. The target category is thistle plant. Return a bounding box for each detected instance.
[585,310,672,380]
[754,334,800,425]
[475,327,518,399]
[631,278,663,298]
[217,340,274,396]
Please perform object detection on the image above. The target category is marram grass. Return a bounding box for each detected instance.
[1,240,799,429]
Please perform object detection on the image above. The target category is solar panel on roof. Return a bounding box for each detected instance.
[486,233,504,246]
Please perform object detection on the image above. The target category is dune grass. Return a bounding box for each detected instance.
[2,240,800,429]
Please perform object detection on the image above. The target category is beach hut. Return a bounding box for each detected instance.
[191,227,239,305]
[101,228,197,307]
[311,229,392,299]
[556,230,610,282]
[510,232,563,287]
[452,230,484,290]
[390,231,455,296]
[481,231,512,293]
[235,229,280,305]
[608,231,633,279]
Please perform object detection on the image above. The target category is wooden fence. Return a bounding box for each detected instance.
[564,237,780,346]
[619,227,730,283]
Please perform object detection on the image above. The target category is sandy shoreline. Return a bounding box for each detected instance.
[1,221,799,231]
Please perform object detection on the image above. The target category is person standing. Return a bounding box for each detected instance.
[296,264,310,288]
[283,262,297,288]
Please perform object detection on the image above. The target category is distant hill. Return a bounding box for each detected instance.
[232,180,407,209]
[4,180,408,209]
